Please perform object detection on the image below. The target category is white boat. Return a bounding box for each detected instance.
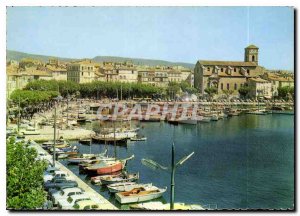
[211,114,219,121]
[130,136,147,141]
[130,202,204,210]
[198,117,211,123]
[246,110,267,115]
[92,172,139,185]
[115,186,167,204]
[107,182,152,193]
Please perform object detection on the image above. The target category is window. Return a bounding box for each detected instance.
[234,68,236,72]
[207,67,210,71]
[227,83,230,90]
[81,72,83,76]
[221,68,224,72]
[234,83,237,90]
[221,83,224,90]
[252,55,255,61]
[247,69,250,75]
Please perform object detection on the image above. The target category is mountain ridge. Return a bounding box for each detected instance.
[7,50,195,69]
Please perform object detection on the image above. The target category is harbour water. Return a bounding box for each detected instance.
[60,114,294,210]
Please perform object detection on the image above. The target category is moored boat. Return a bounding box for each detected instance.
[92,172,139,185]
[107,182,152,193]
[130,136,147,141]
[177,119,197,125]
[115,186,167,204]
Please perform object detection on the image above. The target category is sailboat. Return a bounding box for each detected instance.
[85,120,135,175]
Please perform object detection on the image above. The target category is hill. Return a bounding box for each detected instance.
[7,50,195,69]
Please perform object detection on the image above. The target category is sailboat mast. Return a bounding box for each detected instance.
[52,107,57,167]
[113,120,116,160]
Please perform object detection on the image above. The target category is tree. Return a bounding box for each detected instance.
[238,86,251,99]
[167,82,181,99]
[204,87,218,100]
[222,89,234,100]
[278,86,294,100]
[7,137,47,209]
[180,81,198,94]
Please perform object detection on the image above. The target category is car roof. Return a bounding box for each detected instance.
[55,171,67,175]
[69,193,90,199]
[76,200,98,207]
[62,187,82,193]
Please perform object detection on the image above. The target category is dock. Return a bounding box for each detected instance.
[30,140,118,210]
[25,126,95,142]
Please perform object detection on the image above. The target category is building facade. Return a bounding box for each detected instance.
[248,77,272,99]
[67,60,96,83]
[194,45,265,97]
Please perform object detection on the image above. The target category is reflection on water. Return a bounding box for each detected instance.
[60,114,294,209]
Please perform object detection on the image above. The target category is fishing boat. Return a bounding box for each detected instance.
[68,153,110,164]
[227,109,240,117]
[246,109,268,115]
[198,116,211,123]
[130,136,147,141]
[91,172,139,185]
[84,155,134,175]
[107,182,152,193]
[42,140,70,149]
[92,135,128,145]
[115,186,167,204]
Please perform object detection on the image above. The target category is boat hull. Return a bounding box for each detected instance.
[97,162,123,175]
[178,120,197,125]
[115,189,166,204]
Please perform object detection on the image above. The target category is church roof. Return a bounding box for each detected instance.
[245,44,259,49]
[198,60,257,67]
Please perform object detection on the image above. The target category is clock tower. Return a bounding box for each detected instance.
[244,44,259,65]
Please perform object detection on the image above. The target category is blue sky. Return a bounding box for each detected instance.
[7,7,294,70]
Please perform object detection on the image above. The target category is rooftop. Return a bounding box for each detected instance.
[245,44,259,49]
[198,60,257,67]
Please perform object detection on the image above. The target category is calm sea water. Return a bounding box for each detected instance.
[60,114,294,210]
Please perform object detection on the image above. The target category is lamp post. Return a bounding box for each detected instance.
[141,143,194,210]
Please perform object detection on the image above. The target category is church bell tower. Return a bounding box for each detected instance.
[244,44,259,65]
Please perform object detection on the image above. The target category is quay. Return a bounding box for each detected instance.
[26,126,95,142]
[29,140,118,210]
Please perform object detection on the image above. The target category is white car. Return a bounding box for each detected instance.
[52,187,84,205]
[57,193,91,210]
[37,152,52,162]
[44,170,75,182]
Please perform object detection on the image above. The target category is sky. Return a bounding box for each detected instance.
[7,6,294,70]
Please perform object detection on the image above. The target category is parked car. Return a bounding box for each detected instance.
[73,200,101,210]
[44,170,75,182]
[57,193,91,210]
[44,166,59,175]
[44,177,78,191]
[52,187,84,205]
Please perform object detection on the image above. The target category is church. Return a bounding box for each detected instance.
[194,45,266,97]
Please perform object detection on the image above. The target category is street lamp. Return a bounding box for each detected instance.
[141,142,194,210]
